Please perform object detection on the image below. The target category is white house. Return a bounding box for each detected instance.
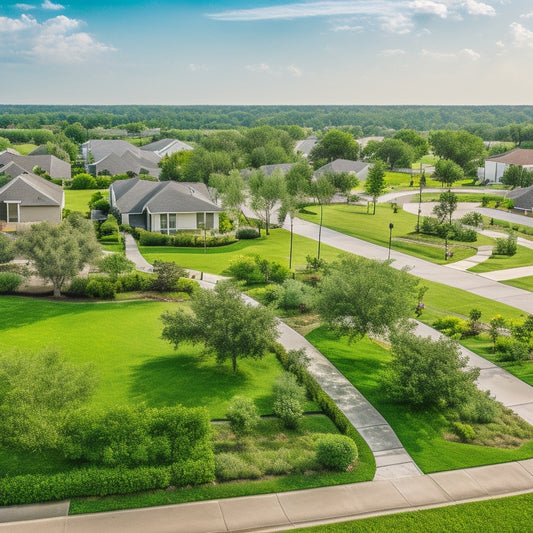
[484,149,533,184]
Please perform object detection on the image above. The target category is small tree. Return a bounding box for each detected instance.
[489,315,506,352]
[249,168,286,235]
[226,396,260,439]
[99,254,135,281]
[364,160,386,215]
[161,280,279,372]
[310,175,335,260]
[151,260,188,292]
[433,190,458,226]
[272,372,306,429]
[468,308,482,335]
[433,159,464,187]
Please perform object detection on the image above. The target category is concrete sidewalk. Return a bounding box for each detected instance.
[2,460,533,532]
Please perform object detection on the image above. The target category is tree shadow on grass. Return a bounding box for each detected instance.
[129,353,254,417]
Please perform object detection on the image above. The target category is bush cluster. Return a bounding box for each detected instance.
[460,212,483,227]
[273,373,306,429]
[271,279,315,311]
[432,316,470,339]
[0,272,23,293]
[226,255,290,285]
[316,434,358,471]
[235,227,260,240]
[138,230,236,248]
[494,232,517,256]
[225,397,260,439]
[495,337,530,362]
[420,218,477,242]
[452,422,476,443]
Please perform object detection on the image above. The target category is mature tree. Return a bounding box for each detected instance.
[16,213,101,297]
[393,129,429,160]
[99,254,135,281]
[433,158,464,187]
[158,150,193,181]
[364,160,387,214]
[0,348,96,451]
[310,129,359,164]
[323,171,359,202]
[375,139,415,170]
[310,175,335,260]
[63,122,87,144]
[161,280,278,372]
[183,148,232,182]
[433,190,458,226]
[501,164,533,188]
[361,140,380,161]
[240,125,295,168]
[285,160,313,197]
[209,169,245,227]
[429,130,485,175]
[0,137,10,151]
[316,254,418,341]
[249,168,286,235]
[0,233,15,264]
[383,328,480,409]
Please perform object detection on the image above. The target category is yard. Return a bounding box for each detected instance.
[64,189,109,214]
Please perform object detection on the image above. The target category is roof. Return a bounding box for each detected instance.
[295,136,318,156]
[140,138,193,154]
[485,149,533,166]
[314,159,371,177]
[0,152,71,179]
[0,161,29,179]
[111,178,220,215]
[259,163,295,176]
[0,172,63,206]
[357,136,385,148]
[507,185,533,210]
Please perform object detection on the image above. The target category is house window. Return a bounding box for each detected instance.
[196,213,205,228]
[160,213,177,234]
[169,214,177,232]
[160,214,167,231]
[206,213,214,229]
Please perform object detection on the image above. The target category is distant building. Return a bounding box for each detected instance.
[295,136,318,158]
[259,163,295,176]
[507,185,533,214]
[0,151,71,179]
[0,172,64,225]
[314,159,372,181]
[140,138,193,158]
[484,149,533,184]
[109,178,221,234]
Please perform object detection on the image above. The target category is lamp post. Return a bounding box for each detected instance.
[417,171,426,233]
[388,222,394,260]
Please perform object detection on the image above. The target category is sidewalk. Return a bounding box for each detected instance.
[2,460,533,532]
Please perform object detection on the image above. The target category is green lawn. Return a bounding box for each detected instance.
[306,327,533,473]
[298,204,493,265]
[64,189,109,213]
[291,492,533,533]
[12,143,38,155]
[383,171,442,189]
[140,229,342,275]
[504,275,533,293]
[469,245,533,273]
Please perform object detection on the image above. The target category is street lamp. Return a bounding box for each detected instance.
[416,171,426,233]
[388,222,394,260]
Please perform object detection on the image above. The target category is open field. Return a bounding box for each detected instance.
[469,245,533,273]
[64,189,109,214]
[11,143,38,155]
[306,326,533,473]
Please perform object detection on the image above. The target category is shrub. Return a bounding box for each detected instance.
[96,176,112,189]
[452,422,476,443]
[71,173,97,190]
[316,435,358,471]
[273,373,306,429]
[226,255,264,284]
[236,227,260,239]
[151,261,188,292]
[85,277,116,300]
[460,212,483,227]
[226,396,260,439]
[66,277,89,297]
[496,338,530,362]
[138,230,170,246]
[494,232,517,256]
[215,453,262,481]
[172,233,196,247]
[0,272,22,293]
[0,233,15,263]
[99,215,119,237]
[268,261,291,284]
[432,316,469,339]
[174,277,198,295]
[275,279,315,311]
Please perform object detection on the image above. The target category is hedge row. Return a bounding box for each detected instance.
[138,230,236,248]
[0,458,215,506]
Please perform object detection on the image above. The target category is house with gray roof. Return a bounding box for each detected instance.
[0,172,64,225]
[295,136,318,158]
[110,178,221,234]
[259,163,295,176]
[484,149,533,184]
[0,152,71,179]
[507,185,533,214]
[314,159,372,181]
[140,138,193,158]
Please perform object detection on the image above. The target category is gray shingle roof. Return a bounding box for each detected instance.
[0,161,29,179]
[259,163,295,176]
[314,159,371,177]
[111,178,220,215]
[507,185,533,210]
[140,138,193,154]
[0,152,71,179]
[295,136,318,156]
[0,172,63,206]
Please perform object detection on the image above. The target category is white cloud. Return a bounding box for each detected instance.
[520,11,533,20]
[287,64,302,76]
[420,48,456,60]
[381,14,413,34]
[0,14,37,32]
[245,63,274,74]
[380,48,406,56]
[189,63,207,71]
[510,21,533,48]
[461,47,481,60]
[496,40,505,47]
[409,1,448,18]
[15,3,36,10]
[331,24,363,32]
[41,0,64,10]
[0,13,114,63]
[465,0,495,16]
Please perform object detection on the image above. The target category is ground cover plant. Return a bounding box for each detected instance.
[305,327,533,473]
[290,492,533,533]
[140,229,341,275]
[298,203,495,264]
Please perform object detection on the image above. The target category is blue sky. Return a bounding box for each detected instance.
[1,1,533,104]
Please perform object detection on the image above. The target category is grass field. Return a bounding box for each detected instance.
[504,275,533,292]
[12,143,38,155]
[64,189,109,213]
[291,492,533,533]
[140,229,343,275]
[469,245,533,273]
[298,203,493,265]
[306,326,533,473]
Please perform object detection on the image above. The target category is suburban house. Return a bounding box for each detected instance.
[295,136,318,158]
[314,159,372,181]
[109,178,221,234]
[0,151,71,179]
[484,149,533,184]
[0,172,64,225]
[259,163,295,176]
[507,185,533,214]
[139,138,193,158]
[81,138,193,178]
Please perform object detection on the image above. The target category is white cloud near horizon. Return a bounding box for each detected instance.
[461,47,481,60]
[287,64,302,76]
[15,3,36,10]
[41,0,64,10]
[510,21,533,48]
